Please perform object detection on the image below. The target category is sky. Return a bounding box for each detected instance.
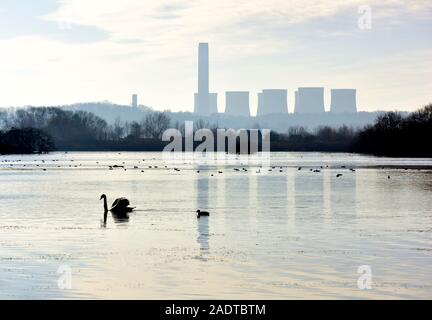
[0,0,431,114]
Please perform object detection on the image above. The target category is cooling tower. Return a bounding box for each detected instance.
[330,89,357,113]
[256,89,288,115]
[295,87,325,113]
[256,92,263,116]
[224,91,250,117]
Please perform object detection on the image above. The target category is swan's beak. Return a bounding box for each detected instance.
[99,195,103,200]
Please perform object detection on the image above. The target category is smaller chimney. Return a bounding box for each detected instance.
[132,94,138,108]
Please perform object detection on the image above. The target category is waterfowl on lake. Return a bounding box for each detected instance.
[100,194,135,213]
[197,210,210,218]
[336,174,343,178]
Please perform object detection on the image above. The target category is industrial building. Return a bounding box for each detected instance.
[294,87,325,113]
[224,91,250,117]
[330,89,357,113]
[131,94,138,108]
[194,92,218,114]
[195,43,210,115]
[209,93,217,114]
[192,42,358,116]
[256,89,288,116]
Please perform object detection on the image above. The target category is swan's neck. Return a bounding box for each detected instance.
[103,197,108,212]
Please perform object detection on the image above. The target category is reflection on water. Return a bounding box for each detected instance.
[197,218,209,253]
[111,212,130,224]
[0,152,432,299]
[196,167,210,256]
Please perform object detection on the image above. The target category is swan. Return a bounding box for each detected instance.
[100,194,135,213]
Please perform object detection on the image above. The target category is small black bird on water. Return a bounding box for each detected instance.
[197,210,210,218]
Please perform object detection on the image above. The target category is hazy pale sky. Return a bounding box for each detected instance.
[0,0,431,114]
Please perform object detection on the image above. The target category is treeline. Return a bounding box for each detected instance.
[269,104,432,156]
[0,107,171,153]
[271,126,357,152]
[0,104,431,156]
[0,128,55,154]
[351,104,432,157]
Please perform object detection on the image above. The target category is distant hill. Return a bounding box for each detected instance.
[63,102,153,123]
[60,102,401,131]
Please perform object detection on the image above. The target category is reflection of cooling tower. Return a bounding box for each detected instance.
[194,92,218,114]
[257,89,288,115]
[295,87,325,113]
[225,91,250,116]
[330,89,357,113]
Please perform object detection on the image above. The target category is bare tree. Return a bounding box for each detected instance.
[142,112,171,139]
[129,121,142,139]
[112,117,124,141]
[0,110,8,130]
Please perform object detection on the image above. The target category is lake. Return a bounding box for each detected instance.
[0,152,431,299]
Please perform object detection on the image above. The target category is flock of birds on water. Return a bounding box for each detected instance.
[0,157,397,180]
[3,151,417,223]
[0,157,371,181]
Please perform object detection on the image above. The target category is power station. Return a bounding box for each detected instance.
[192,43,358,116]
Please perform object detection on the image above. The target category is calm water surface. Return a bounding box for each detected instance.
[0,152,431,299]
